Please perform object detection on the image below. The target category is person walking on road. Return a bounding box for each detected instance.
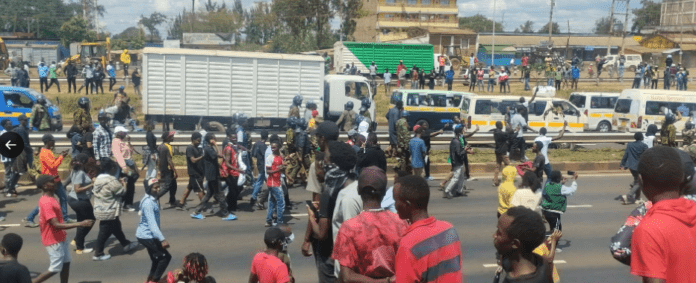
[112,128,139,212]
[534,122,567,182]
[249,131,268,208]
[46,61,61,93]
[137,179,172,283]
[107,61,117,91]
[64,61,78,93]
[540,171,579,234]
[38,62,49,93]
[248,228,291,283]
[511,171,543,213]
[66,153,97,255]
[265,141,285,226]
[78,64,94,95]
[497,165,518,218]
[493,121,511,186]
[180,133,205,208]
[157,131,181,209]
[409,125,427,177]
[619,133,649,205]
[93,112,112,165]
[660,112,678,147]
[443,126,470,199]
[191,133,233,220]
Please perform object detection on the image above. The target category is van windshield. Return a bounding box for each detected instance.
[569,94,586,108]
[615,99,632,113]
[460,98,470,114]
[390,91,402,105]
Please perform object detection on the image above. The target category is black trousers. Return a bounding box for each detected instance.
[109,78,116,91]
[123,65,129,77]
[652,79,658,89]
[68,198,95,250]
[67,77,77,93]
[137,238,171,282]
[543,210,562,232]
[95,78,104,94]
[95,217,131,256]
[225,176,239,212]
[447,81,453,91]
[424,152,431,178]
[195,180,228,215]
[157,174,178,205]
[39,77,48,92]
[122,163,140,206]
[47,78,60,92]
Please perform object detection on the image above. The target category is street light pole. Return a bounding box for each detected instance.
[492,0,496,67]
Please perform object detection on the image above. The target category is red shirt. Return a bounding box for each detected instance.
[395,217,463,283]
[221,145,240,177]
[267,155,283,188]
[40,148,63,178]
[250,252,290,283]
[38,195,66,246]
[522,56,528,67]
[631,197,696,282]
[332,210,409,279]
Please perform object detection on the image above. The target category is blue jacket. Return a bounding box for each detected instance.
[571,67,580,79]
[37,65,48,78]
[620,141,648,171]
[445,70,454,81]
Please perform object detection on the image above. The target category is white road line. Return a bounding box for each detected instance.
[0,224,20,227]
[576,144,597,146]
[567,204,593,208]
[483,260,566,268]
[290,213,308,217]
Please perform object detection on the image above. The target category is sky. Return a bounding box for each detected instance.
[100,0,643,37]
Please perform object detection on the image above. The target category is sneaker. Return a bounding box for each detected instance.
[71,240,76,246]
[255,201,265,210]
[555,248,562,253]
[123,242,139,253]
[22,219,38,228]
[76,248,94,254]
[123,205,136,212]
[264,222,273,227]
[5,193,11,197]
[621,195,629,204]
[222,214,238,221]
[92,254,111,261]
[190,213,205,220]
[443,191,453,199]
[425,176,435,181]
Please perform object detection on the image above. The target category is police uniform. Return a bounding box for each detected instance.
[288,106,300,119]
[336,110,356,131]
[395,117,411,172]
[73,108,92,132]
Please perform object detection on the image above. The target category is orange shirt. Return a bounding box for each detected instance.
[40,148,63,178]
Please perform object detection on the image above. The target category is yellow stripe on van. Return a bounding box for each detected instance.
[589,113,601,118]
[0,113,28,118]
[548,122,564,127]
[529,122,545,127]
[404,106,418,111]
[446,108,460,112]
[489,121,497,125]
[432,108,446,112]
[603,113,613,118]
[471,120,487,126]
[569,123,583,128]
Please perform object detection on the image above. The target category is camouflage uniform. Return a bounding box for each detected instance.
[288,106,300,119]
[335,110,356,131]
[395,117,411,172]
[73,108,92,132]
[284,126,301,185]
[30,104,51,131]
[683,128,696,146]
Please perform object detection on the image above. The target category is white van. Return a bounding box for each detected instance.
[569,92,620,132]
[613,89,696,132]
[605,55,643,71]
[459,95,588,132]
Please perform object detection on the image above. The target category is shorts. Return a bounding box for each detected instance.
[495,153,506,165]
[46,239,71,272]
[189,176,204,192]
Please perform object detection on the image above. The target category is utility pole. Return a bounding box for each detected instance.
[606,0,616,56]
[620,0,630,53]
[548,0,555,47]
[492,0,496,67]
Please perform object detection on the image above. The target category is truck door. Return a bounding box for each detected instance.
[328,79,370,121]
[550,100,582,132]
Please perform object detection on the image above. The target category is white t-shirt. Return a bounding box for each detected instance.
[643,135,655,149]
[511,114,527,138]
[384,72,391,84]
[510,188,542,213]
[534,135,552,164]
[264,147,273,179]
[369,65,377,75]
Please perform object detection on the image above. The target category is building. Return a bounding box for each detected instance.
[626,33,696,68]
[354,0,459,43]
[659,0,696,32]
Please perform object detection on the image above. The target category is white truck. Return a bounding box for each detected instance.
[141,47,375,131]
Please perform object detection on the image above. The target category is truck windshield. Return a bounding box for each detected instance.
[390,91,403,105]
[345,81,369,100]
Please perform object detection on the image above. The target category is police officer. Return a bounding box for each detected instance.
[358,98,372,126]
[395,111,411,173]
[291,118,311,186]
[74,97,92,133]
[335,101,356,131]
[30,96,52,131]
[289,95,302,119]
[284,117,301,186]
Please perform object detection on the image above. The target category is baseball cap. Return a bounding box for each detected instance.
[36,174,55,189]
[358,167,388,195]
[264,227,287,245]
[413,125,421,132]
[314,121,339,141]
[147,178,159,187]
[114,126,129,133]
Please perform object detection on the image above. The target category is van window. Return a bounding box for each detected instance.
[552,101,580,116]
[475,100,492,115]
[345,81,369,99]
[460,98,470,114]
[615,99,632,113]
[530,101,547,116]
[590,96,617,109]
[390,91,403,105]
[430,94,447,107]
[646,101,696,116]
[406,93,420,106]
[3,91,33,108]
[450,95,462,108]
[569,94,586,108]
[499,100,518,116]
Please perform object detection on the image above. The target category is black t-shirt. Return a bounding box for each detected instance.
[251,141,267,173]
[82,132,94,158]
[186,145,204,177]
[203,145,220,181]
[494,129,508,155]
[533,154,545,179]
[158,144,173,176]
[0,259,32,283]
[146,131,157,153]
[421,129,432,150]
[501,254,551,283]
[315,182,346,257]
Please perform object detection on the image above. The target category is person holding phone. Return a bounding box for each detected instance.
[540,171,578,239]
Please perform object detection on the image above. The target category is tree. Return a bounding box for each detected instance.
[336,0,367,40]
[538,22,561,34]
[245,2,277,45]
[458,14,503,32]
[0,0,106,39]
[516,21,534,33]
[632,0,660,33]
[139,12,168,42]
[593,16,621,34]
[58,16,97,46]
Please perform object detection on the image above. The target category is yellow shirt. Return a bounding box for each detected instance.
[308,118,316,130]
[533,244,561,282]
[497,166,517,215]
[120,52,131,64]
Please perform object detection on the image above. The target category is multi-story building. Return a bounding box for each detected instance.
[354,0,459,42]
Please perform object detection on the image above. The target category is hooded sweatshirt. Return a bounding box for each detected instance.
[630,196,696,282]
[498,166,518,215]
[92,173,125,221]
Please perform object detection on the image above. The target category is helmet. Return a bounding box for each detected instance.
[98,111,109,121]
[665,112,676,124]
[345,101,354,111]
[306,99,316,109]
[686,121,695,130]
[36,95,46,105]
[297,118,307,130]
[293,95,303,106]
[287,117,297,128]
[119,85,125,91]
[360,98,371,112]
[78,97,90,109]
[237,113,248,122]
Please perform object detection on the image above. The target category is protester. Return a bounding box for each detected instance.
[619,133,649,205]
[510,105,537,161]
[497,166,518,218]
[67,153,96,254]
[534,123,567,182]
[249,228,291,283]
[107,61,117,91]
[445,68,454,91]
[329,147,362,278]
[0,233,32,282]
[137,178,171,283]
[191,133,232,220]
[409,125,427,177]
[92,160,139,261]
[181,133,205,208]
[162,253,213,283]
[631,146,696,282]
[112,127,139,211]
[418,122,445,181]
[33,175,93,283]
[332,167,408,282]
[357,132,387,173]
[493,121,511,186]
[24,134,70,228]
[644,124,658,148]
[250,130,269,208]
[221,130,242,219]
[157,131,180,209]
[511,171,543,213]
[443,126,472,199]
[383,68,392,94]
[93,112,113,165]
[38,62,49,93]
[525,141,547,185]
[385,101,403,158]
[394,175,463,282]
[266,141,286,227]
[540,171,579,234]
[493,206,554,282]
[381,170,410,213]
[143,122,158,189]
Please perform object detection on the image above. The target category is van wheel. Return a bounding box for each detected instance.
[206,121,226,132]
[597,121,611,133]
[415,119,429,130]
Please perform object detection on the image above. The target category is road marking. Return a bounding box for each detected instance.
[576,144,597,146]
[483,260,566,268]
[567,204,593,208]
[290,213,308,217]
[0,224,20,227]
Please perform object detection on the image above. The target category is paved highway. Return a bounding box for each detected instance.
[4,172,641,282]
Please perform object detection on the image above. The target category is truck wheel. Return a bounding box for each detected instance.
[206,121,225,132]
[597,121,611,133]
[451,58,461,74]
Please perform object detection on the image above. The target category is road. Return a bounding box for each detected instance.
[4,173,641,282]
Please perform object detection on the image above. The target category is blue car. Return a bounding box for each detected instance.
[0,86,63,131]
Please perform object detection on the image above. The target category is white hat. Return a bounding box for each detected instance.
[114,126,129,133]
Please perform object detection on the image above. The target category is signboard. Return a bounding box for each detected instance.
[585,46,594,51]
[640,35,676,49]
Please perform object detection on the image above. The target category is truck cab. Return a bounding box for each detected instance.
[0,86,63,131]
[323,75,375,125]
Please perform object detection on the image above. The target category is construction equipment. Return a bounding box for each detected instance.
[0,37,9,70]
[63,38,111,68]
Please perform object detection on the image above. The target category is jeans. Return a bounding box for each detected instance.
[194,180,228,215]
[445,165,467,195]
[47,78,60,92]
[95,217,131,256]
[68,198,95,250]
[618,66,625,80]
[633,78,642,89]
[424,153,431,178]
[312,244,337,283]
[477,80,483,91]
[524,78,530,90]
[137,238,172,282]
[157,173,177,206]
[644,77,651,88]
[511,137,527,161]
[542,210,562,232]
[109,77,116,91]
[251,173,266,201]
[488,79,495,92]
[266,187,285,224]
[677,79,683,90]
[146,155,157,180]
[543,163,552,185]
[547,78,553,86]
[3,161,16,194]
[10,78,17,87]
[627,169,642,202]
[225,176,239,212]
[664,77,670,90]
[27,182,69,222]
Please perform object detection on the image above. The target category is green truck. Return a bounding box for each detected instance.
[333,41,434,76]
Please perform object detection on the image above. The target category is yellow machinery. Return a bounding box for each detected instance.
[63,38,111,68]
[0,37,9,70]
